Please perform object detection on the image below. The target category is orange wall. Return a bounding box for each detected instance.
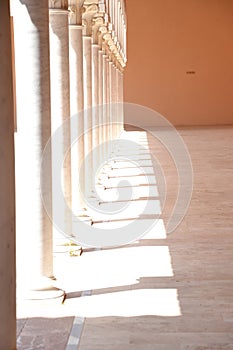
[124,0,233,126]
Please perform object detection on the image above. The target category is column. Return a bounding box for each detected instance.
[82,4,98,198]
[115,66,120,137]
[92,43,100,175]
[69,0,86,216]
[13,0,61,297]
[99,24,108,163]
[117,65,123,137]
[117,67,122,135]
[98,49,104,166]
[102,53,108,160]
[114,65,119,138]
[49,4,72,236]
[112,62,118,140]
[83,34,93,197]
[109,59,114,150]
[106,56,111,157]
[119,69,124,132]
[92,16,104,176]
[0,1,16,348]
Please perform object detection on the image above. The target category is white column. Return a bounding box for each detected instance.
[92,43,100,175]
[117,67,123,137]
[0,1,16,348]
[98,49,104,165]
[106,57,111,157]
[116,66,120,137]
[118,68,123,135]
[118,68,122,133]
[13,0,61,296]
[102,54,108,160]
[119,69,124,132]
[49,8,72,237]
[83,35,94,197]
[69,24,86,215]
[112,62,118,140]
[109,60,114,148]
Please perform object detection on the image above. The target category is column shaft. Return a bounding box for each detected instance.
[13,0,53,285]
[109,61,114,148]
[102,54,108,159]
[98,50,104,165]
[83,36,93,196]
[106,57,111,157]
[92,44,100,175]
[120,70,124,132]
[112,63,117,140]
[0,1,16,348]
[115,67,120,136]
[49,9,72,236]
[69,25,85,214]
[116,68,121,137]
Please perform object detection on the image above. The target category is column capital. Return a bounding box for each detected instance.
[49,0,68,10]
[92,15,105,45]
[82,2,99,36]
[102,40,111,60]
[68,0,85,25]
[98,24,108,49]
[103,33,116,62]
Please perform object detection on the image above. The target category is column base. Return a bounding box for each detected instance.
[86,195,100,206]
[17,277,65,303]
[75,208,92,220]
[97,173,109,184]
[95,182,106,190]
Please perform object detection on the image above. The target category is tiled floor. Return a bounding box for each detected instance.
[17,126,233,350]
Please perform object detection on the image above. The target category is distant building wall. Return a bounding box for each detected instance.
[124,0,233,126]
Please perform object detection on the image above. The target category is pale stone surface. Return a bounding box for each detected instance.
[92,44,100,174]
[49,9,72,237]
[0,1,16,349]
[109,61,114,143]
[13,0,53,289]
[103,54,109,159]
[77,126,233,350]
[17,316,74,350]
[69,25,86,213]
[83,36,93,196]
[119,70,124,132]
[98,50,104,164]
[14,1,128,348]
[106,57,111,154]
[112,65,118,139]
[16,126,233,349]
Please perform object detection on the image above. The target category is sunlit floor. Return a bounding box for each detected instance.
[17,126,233,350]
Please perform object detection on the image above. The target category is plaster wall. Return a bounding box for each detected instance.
[124,0,233,126]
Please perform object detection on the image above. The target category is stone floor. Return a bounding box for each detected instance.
[17,126,233,350]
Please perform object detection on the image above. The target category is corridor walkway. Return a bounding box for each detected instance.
[17,126,233,350]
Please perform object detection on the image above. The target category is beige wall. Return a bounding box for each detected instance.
[124,0,233,126]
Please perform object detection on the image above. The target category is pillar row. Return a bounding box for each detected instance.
[13,0,61,296]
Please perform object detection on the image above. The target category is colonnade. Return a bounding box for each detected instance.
[0,0,126,348]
